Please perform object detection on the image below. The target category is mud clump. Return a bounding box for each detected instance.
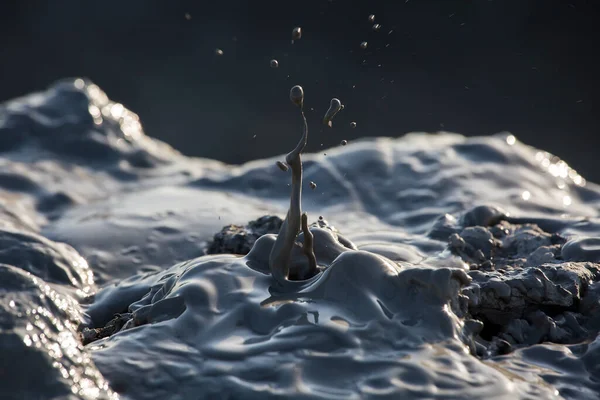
[80,313,132,345]
[207,215,283,255]
[448,207,600,357]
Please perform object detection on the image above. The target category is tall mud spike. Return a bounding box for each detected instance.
[269,86,317,287]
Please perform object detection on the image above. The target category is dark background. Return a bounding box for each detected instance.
[1,0,598,181]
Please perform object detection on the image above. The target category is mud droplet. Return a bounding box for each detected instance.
[360,41,368,50]
[368,14,376,23]
[185,13,191,20]
[292,27,302,41]
[215,48,224,56]
[290,85,304,108]
[323,98,343,127]
[350,121,357,128]
[276,161,289,171]
[270,59,279,68]
[309,181,317,190]
[341,140,348,146]
[372,24,381,31]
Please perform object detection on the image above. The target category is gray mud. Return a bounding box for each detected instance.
[2,80,600,399]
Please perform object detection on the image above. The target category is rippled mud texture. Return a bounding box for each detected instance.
[2,79,600,399]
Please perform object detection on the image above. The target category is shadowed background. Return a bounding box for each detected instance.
[1,0,598,180]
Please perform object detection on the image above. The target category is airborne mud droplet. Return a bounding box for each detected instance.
[276,161,288,171]
[215,48,224,56]
[309,181,317,190]
[292,27,302,42]
[368,14,376,23]
[360,41,368,50]
[323,98,343,127]
[341,140,348,146]
[270,59,279,68]
[290,85,304,108]
[350,121,357,128]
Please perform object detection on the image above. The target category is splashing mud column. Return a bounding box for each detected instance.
[269,86,317,286]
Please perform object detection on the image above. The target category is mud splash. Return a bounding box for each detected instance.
[1,80,600,399]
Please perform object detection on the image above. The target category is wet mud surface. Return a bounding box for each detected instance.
[2,80,600,399]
